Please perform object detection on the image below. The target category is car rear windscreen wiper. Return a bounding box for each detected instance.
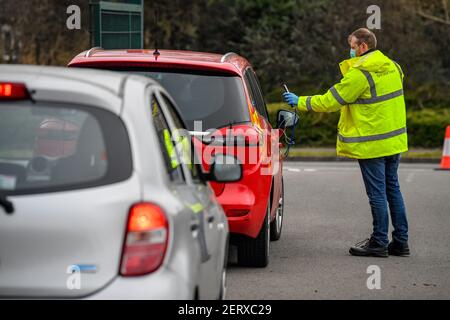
[0,192,14,215]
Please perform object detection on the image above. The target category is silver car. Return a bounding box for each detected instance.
[0,65,240,299]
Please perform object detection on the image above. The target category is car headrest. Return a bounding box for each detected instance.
[75,116,104,162]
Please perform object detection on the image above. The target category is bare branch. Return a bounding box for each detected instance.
[416,8,450,25]
[443,0,450,23]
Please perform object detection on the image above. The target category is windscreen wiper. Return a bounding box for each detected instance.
[0,193,14,215]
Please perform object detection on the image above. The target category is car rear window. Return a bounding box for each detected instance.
[109,68,250,130]
[0,101,132,195]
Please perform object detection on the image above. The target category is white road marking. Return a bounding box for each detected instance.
[284,165,430,173]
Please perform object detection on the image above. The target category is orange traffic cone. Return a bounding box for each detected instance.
[438,126,450,170]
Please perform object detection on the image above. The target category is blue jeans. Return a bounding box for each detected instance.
[358,154,409,247]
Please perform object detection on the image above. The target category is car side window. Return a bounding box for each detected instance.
[248,69,269,120]
[150,95,185,183]
[160,93,204,184]
[161,94,186,132]
[244,70,257,111]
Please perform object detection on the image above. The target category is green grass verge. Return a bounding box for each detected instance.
[285,148,442,159]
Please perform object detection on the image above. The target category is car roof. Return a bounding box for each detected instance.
[0,64,159,114]
[69,49,251,75]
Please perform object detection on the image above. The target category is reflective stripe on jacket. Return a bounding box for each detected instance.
[297,50,408,159]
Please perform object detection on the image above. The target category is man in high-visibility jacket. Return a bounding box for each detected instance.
[283,28,410,258]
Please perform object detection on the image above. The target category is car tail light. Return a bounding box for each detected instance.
[0,83,30,100]
[120,203,169,276]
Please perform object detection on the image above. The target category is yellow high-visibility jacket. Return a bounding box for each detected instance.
[297,50,408,159]
[163,129,179,169]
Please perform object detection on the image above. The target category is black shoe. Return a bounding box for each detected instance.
[388,240,410,257]
[349,238,388,258]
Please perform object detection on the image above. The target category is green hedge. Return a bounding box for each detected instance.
[267,103,450,148]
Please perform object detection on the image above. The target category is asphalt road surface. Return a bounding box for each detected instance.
[227,161,450,300]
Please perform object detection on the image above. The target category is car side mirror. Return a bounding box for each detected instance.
[208,154,242,183]
[277,109,300,129]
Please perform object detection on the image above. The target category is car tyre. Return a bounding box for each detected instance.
[218,236,229,300]
[237,200,270,268]
[218,267,227,300]
[270,178,284,241]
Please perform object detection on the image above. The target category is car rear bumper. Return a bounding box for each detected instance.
[85,268,193,300]
[216,180,270,238]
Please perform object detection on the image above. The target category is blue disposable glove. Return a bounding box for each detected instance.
[282,92,299,107]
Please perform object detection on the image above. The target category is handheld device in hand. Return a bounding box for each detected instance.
[280,83,299,158]
[282,84,293,107]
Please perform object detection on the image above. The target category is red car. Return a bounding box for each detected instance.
[35,119,79,159]
[69,49,285,267]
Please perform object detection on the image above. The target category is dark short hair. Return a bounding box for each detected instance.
[348,28,377,49]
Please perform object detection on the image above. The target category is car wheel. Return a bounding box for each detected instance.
[237,200,270,268]
[218,267,227,300]
[218,236,229,300]
[270,178,284,241]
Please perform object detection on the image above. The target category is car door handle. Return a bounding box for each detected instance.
[190,221,200,231]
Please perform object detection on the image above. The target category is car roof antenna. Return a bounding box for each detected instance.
[153,10,160,60]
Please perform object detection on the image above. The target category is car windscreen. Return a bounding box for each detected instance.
[112,68,250,131]
[0,101,132,195]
